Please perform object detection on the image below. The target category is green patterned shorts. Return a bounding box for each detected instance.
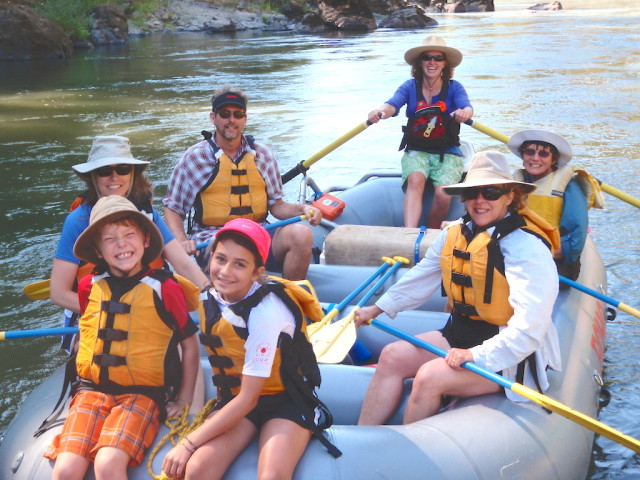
[401,150,465,188]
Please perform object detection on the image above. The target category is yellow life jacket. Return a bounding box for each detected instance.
[440,209,560,325]
[76,270,197,393]
[193,143,268,228]
[513,166,604,227]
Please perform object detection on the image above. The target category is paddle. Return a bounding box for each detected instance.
[23,216,311,301]
[368,318,640,454]
[463,119,640,209]
[281,120,373,185]
[195,214,308,250]
[0,326,78,341]
[23,279,51,301]
[312,256,410,364]
[559,275,640,320]
[307,258,394,338]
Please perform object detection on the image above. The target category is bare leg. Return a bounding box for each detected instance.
[404,357,500,423]
[94,446,130,480]
[426,185,452,229]
[404,172,427,228]
[358,331,445,425]
[185,417,256,480]
[257,418,312,480]
[51,452,90,480]
[271,223,313,280]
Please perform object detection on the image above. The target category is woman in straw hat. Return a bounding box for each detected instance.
[367,35,474,229]
[354,151,561,426]
[50,136,209,351]
[508,129,603,284]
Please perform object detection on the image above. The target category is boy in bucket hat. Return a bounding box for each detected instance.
[44,195,200,477]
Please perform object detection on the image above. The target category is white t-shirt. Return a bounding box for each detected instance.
[211,282,296,378]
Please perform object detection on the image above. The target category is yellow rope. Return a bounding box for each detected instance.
[147,399,218,479]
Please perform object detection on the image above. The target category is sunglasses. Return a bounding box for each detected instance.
[522,148,552,159]
[216,110,246,119]
[420,54,446,62]
[461,186,511,201]
[93,164,133,177]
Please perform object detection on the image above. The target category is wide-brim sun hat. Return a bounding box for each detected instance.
[404,35,463,68]
[507,129,573,166]
[443,150,537,195]
[216,218,271,264]
[74,195,163,266]
[72,135,150,174]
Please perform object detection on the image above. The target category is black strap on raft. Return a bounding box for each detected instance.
[516,353,551,414]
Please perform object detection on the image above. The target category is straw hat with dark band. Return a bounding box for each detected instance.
[404,36,463,68]
[74,195,163,265]
[443,151,537,196]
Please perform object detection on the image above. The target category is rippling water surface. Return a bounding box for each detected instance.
[1,0,639,477]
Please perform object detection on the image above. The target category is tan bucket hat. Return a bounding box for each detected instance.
[507,129,573,166]
[72,136,149,174]
[443,151,537,195]
[74,195,163,266]
[404,36,463,68]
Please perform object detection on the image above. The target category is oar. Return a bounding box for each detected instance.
[0,326,78,341]
[281,120,373,185]
[307,257,394,338]
[368,318,640,454]
[195,215,307,250]
[463,119,640,210]
[313,256,410,364]
[23,279,51,301]
[559,275,640,319]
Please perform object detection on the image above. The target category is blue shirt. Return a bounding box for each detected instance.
[559,178,588,264]
[386,78,472,156]
[54,203,175,265]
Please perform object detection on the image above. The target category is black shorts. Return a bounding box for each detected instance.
[215,392,310,430]
[439,312,499,349]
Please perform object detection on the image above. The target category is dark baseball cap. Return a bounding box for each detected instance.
[212,92,246,110]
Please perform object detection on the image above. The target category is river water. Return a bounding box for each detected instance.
[0,0,638,477]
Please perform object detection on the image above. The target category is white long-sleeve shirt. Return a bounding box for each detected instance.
[376,217,562,401]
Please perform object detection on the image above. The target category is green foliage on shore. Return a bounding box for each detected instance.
[32,0,168,40]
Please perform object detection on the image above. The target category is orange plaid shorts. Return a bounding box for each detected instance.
[43,390,160,466]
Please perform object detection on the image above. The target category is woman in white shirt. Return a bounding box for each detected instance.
[355,151,562,425]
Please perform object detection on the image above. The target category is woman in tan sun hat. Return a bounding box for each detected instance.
[50,135,209,352]
[354,151,562,427]
[367,35,474,230]
[508,129,604,284]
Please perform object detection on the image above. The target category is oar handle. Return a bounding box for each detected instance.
[559,275,640,319]
[196,215,307,250]
[282,120,372,184]
[464,119,510,144]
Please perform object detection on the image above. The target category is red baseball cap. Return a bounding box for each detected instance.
[216,218,271,264]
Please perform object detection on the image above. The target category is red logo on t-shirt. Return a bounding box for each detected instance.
[256,343,272,363]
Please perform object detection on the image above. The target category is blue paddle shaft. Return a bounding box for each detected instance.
[356,260,405,308]
[4,326,79,340]
[558,275,620,308]
[196,216,304,250]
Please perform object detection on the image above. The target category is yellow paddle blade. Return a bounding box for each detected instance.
[510,383,640,453]
[312,314,357,364]
[23,279,51,301]
[307,308,339,338]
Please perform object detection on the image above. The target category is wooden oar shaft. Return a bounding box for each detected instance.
[303,121,370,168]
[599,182,640,209]
[559,275,640,319]
[369,318,640,454]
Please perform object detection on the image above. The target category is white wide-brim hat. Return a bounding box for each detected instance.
[444,150,537,195]
[507,129,573,166]
[74,195,163,266]
[404,35,463,68]
[72,135,149,174]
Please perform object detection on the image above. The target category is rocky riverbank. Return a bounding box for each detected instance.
[0,0,559,61]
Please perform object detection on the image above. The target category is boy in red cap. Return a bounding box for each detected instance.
[162,218,339,480]
[44,195,200,479]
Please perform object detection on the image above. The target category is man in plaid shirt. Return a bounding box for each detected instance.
[163,86,321,280]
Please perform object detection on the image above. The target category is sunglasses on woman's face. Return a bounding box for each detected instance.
[216,109,246,119]
[461,186,510,201]
[420,54,446,62]
[522,148,552,158]
[94,164,133,177]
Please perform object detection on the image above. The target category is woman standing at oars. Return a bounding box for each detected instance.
[367,36,473,229]
[50,136,209,351]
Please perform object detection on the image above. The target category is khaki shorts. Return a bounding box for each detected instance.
[401,150,465,188]
[44,391,160,466]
